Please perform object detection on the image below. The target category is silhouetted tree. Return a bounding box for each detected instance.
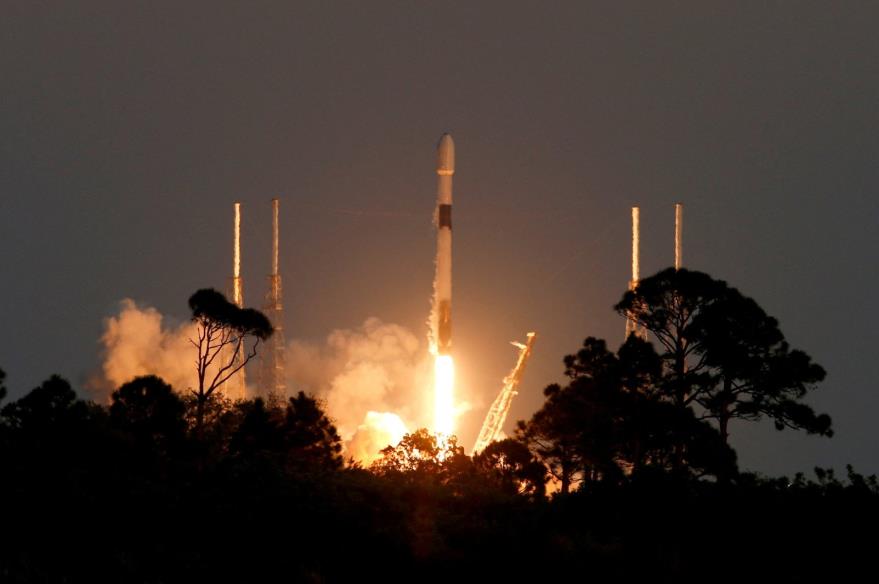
[0,375,89,435]
[110,375,186,456]
[615,268,724,406]
[282,391,343,470]
[691,287,831,441]
[473,438,547,498]
[228,397,283,457]
[227,392,343,472]
[188,288,273,433]
[0,375,108,485]
[615,268,831,443]
[371,429,468,485]
[0,368,6,404]
[520,335,737,487]
[516,384,587,494]
[563,335,736,478]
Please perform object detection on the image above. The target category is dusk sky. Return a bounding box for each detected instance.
[2,2,877,476]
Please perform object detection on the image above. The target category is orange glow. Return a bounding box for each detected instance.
[433,355,455,437]
[347,411,408,465]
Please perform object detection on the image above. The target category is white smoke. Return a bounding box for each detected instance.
[96,299,199,396]
[92,299,252,402]
[286,317,434,459]
[95,303,432,463]
[346,411,409,466]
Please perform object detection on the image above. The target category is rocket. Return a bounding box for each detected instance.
[435,133,455,355]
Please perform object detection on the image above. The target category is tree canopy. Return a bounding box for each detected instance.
[188,288,273,431]
[0,272,858,581]
[110,375,186,456]
[615,267,831,442]
[518,335,736,491]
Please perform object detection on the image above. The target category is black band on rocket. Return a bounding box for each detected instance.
[439,204,452,229]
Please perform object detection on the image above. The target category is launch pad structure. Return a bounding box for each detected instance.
[625,206,644,340]
[473,332,538,454]
[223,198,288,401]
[624,202,685,339]
[226,201,247,401]
[260,197,287,399]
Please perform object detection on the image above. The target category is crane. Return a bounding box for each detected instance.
[472,332,537,454]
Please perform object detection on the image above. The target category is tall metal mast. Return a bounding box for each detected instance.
[262,197,287,398]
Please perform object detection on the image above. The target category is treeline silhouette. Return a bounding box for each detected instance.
[0,271,875,583]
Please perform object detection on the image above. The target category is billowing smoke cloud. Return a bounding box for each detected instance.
[92,299,253,402]
[94,299,199,398]
[95,303,432,463]
[287,317,434,460]
[346,411,409,466]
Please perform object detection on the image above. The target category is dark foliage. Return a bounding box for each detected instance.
[615,267,832,442]
[187,288,273,432]
[188,288,273,340]
[472,438,547,498]
[519,335,737,490]
[0,370,872,583]
[110,375,186,456]
[0,273,863,582]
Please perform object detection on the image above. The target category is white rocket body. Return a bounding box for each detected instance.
[435,133,454,355]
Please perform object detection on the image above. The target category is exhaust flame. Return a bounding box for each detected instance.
[347,411,408,465]
[433,355,455,437]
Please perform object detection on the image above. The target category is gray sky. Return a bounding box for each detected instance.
[2,1,877,476]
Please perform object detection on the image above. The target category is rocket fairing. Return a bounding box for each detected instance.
[435,133,455,355]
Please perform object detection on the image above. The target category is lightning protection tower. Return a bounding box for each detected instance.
[261,197,287,399]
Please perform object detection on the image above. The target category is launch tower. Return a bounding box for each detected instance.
[227,201,247,400]
[261,198,287,398]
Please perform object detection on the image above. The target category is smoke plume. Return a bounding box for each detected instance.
[95,303,431,462]
[95,299,199,398]
[93,299,256,402]
[346,411,409,466]
[287,317,434,460]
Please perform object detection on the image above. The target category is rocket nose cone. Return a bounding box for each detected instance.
[436,133,455,174]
